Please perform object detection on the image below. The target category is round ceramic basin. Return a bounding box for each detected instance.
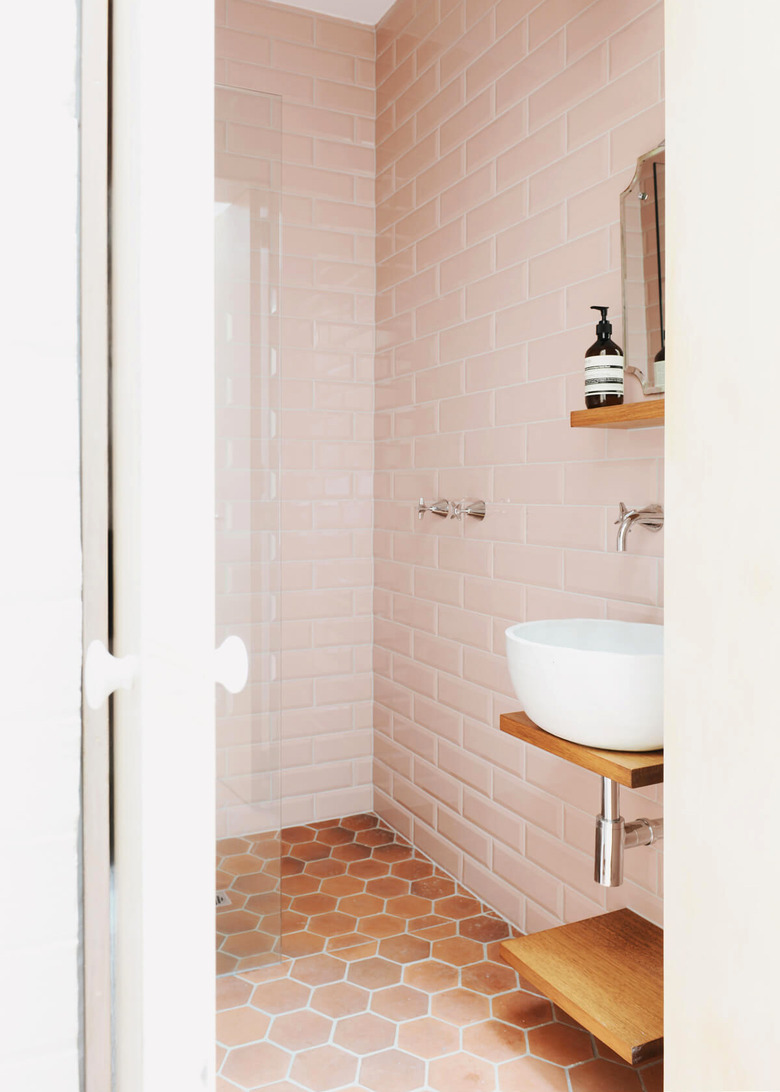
[505,619,663,751]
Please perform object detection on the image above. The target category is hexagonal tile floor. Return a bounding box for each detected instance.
[216,814,662,1092]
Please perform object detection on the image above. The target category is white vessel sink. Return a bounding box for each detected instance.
[505,619,663,751]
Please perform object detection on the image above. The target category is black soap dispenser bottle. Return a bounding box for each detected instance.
[584,305,624,409]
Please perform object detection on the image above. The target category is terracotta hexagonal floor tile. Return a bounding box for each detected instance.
[638,1061,663,1092]
[319,874,364,898]
[528,1022,595,1066]
[370,984,428,1022]
[355,827,394,846]
[462,1018,528,1063]
[428,1051,497,1091]
[289,1044,359,1092]
[280,910,308,934]
[373,843,413,863]
[291,842,332,863]
[250,838,281,860]
[308,911,357,938]
[239,961,290,986]
[289,953,347,987]
[281,931,327,958]
[397,1015,459,1059]
[233,871,278,895]
[222,853,265,877]
[435,894,484,919]
[491,991,554,1029]
[498,1055,569,1092]
[567,1056,643,1091]
[218,837,250,855]
[332,940,378,962]
[243,892,283,917]
[392,858,434,881]
[216,1005,271,1047]
[315,827,355,846]
[461,960,519,996]
[222,930,277,959]
[460,914,512,943]
[221,1041,291,1088]
[290,892,337,917]
[267,1010,332,1052]
[409,913,449,933]
[216,869,233,890]
[431,988,491,1026]
[216,974,253,1011]
[333,1011,396,1053]
[347,956,403,990]
[403,959,459,994]
[305,858,346,879]
[338,893,384,918]
[281,825,315,843]
[250,978,311,1015]
[365,875,408,898]
[411,876,456,900]
[358,913,406,939]
[431,936,484,966]
[341,813,379,831]
[280,857,305,877]
[386,894,433,919]
[310,981,370,1018]
[377,934,431,964]
[347,859,389,880]
[359,1048,426,1092]
[325,931,373,952]
[217,910,261,935]
[331,843,371,862]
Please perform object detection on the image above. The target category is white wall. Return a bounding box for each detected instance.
[665,2,780,1088]
[0,0,82,1088]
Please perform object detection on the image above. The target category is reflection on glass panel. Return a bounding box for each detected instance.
[215,87,282,974]
[621,144,665,394]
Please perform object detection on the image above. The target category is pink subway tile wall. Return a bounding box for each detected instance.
[373,0,664,931]
[217,1,376,831]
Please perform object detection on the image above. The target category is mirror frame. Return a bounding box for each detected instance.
[621,141,665,395]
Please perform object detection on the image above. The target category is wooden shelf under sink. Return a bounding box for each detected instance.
[500,908,663,1066]
[570,398,664,429]
[500,711,664,788]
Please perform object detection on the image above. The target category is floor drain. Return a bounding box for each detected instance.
[216,890,231,908]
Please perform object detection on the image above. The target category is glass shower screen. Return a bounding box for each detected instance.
[214,86,282,974]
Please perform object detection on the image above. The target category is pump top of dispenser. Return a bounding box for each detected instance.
[591,305,613,339]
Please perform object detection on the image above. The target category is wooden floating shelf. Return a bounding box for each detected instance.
[500,711,663,789]
[570,398,664,429]
[501,909,663,1066]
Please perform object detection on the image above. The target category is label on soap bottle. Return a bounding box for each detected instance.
[584,357,624,396]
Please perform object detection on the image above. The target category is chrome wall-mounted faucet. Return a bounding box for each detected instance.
[615,502,664,551]
[451,499,486,521]
[418,498,487,520]
[418,498,451,520]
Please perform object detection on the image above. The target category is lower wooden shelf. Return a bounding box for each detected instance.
[500,908,663,1066]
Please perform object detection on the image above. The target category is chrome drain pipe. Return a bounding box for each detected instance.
[594,776,664,887]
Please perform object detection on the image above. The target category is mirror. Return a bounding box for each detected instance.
[621,143,665,394]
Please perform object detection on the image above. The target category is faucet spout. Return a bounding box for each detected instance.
[615,502,664,552]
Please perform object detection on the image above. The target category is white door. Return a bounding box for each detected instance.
[109,0,216,1087]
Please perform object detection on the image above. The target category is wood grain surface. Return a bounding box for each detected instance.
[570,398,665,429]
[500,711,664,788]
[500,909,663,1066]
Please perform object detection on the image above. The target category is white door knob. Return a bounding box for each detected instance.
[214,635,249,694]
[84,640,138,710]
